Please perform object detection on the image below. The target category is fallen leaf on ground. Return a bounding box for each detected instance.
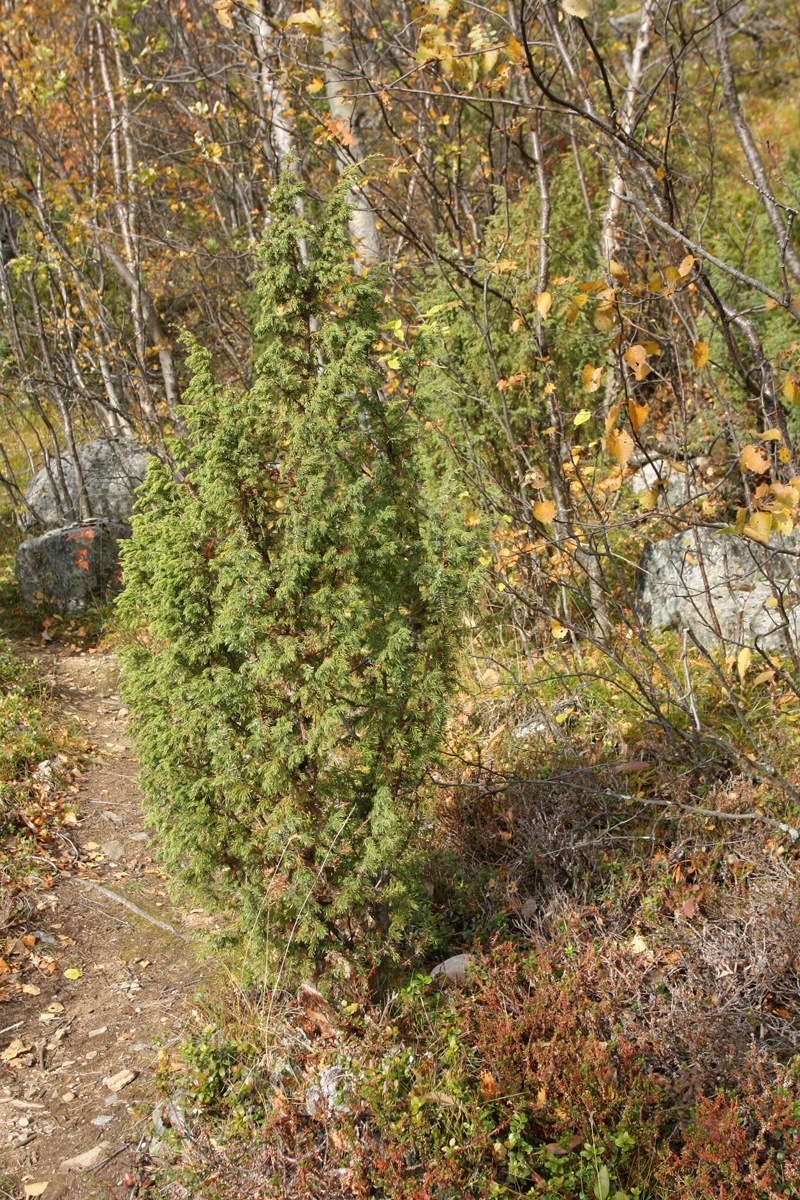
[1,1038,32,1062]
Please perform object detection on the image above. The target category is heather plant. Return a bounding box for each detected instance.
[118,175,476,976]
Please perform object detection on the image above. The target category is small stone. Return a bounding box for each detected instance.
[103,1068,136,1092]
[62,1142,110,1172]
[87,1027,107,1038]
[128,832,148,842]
[430,953,474,985]
[90,1114,114,1127]
[101,811,123,825]
[61,1092,76,1103]
[31,929,60,946]
[101,839,125,861]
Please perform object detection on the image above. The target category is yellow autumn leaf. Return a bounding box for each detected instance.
[605,401,622,438]
[740,444,771,474]
[638,486,659,511]
[63,967,83,981]
[561,0,591,15]
[624,343,650,381]
[573,408,593,426]
[533,498,555,524]
[692,340,709,369]
[737,646,752,683]
[627,400,649,433]
[759,429,782,441]
[537,291,552,318]
[213,0,234,29]
[286,7,323,34]
[608,427,634,467]
[582,363,603,393]
[783,375,800,405]
[593,301,617,333]
[744,511,773,543]
[678,254,695,277]
[550,618,570,640]
[506,36,525,64]
[608,259,629,286]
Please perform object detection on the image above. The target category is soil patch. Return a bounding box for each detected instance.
[0,645,213,1199]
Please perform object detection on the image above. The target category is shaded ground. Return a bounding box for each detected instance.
[0,646,213,1200]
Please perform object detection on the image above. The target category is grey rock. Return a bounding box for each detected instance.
[636,527,800,649]
[62,1142,110,1171]
[31,929,60,946]
[148,1138,177,1164]
[430,952,474,984]
[630,457,701,510]
[24,437,151,531]
[151,1099,188,1137]
[101,839,126,861]
[15,519,129,612]
[305,1065,349,1117]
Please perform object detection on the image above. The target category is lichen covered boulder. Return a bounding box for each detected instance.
[636,526,800,650]
[24,438,151,530]
[15,520,130,612]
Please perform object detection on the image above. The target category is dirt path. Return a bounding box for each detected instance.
[0,645,212,1200]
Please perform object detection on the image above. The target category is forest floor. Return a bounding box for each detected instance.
[0,644,213,1200]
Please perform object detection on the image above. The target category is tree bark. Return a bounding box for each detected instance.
[711,0,800,287]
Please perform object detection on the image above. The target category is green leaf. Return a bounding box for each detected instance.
[595,1165,611,1200]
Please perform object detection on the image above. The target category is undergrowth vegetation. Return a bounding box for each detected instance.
[0,515,90,928]
[2,0,800,1193]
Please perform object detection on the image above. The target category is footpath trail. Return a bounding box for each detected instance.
[0,644,211,1200]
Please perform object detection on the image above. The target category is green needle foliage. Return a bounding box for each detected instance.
[118,175,476,978]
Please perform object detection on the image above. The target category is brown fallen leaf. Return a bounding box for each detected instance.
[1,1038,32,1063]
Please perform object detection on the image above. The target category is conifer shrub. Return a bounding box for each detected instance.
[118,176,476,976]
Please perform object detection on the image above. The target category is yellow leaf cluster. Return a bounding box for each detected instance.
[286,7,323,34]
